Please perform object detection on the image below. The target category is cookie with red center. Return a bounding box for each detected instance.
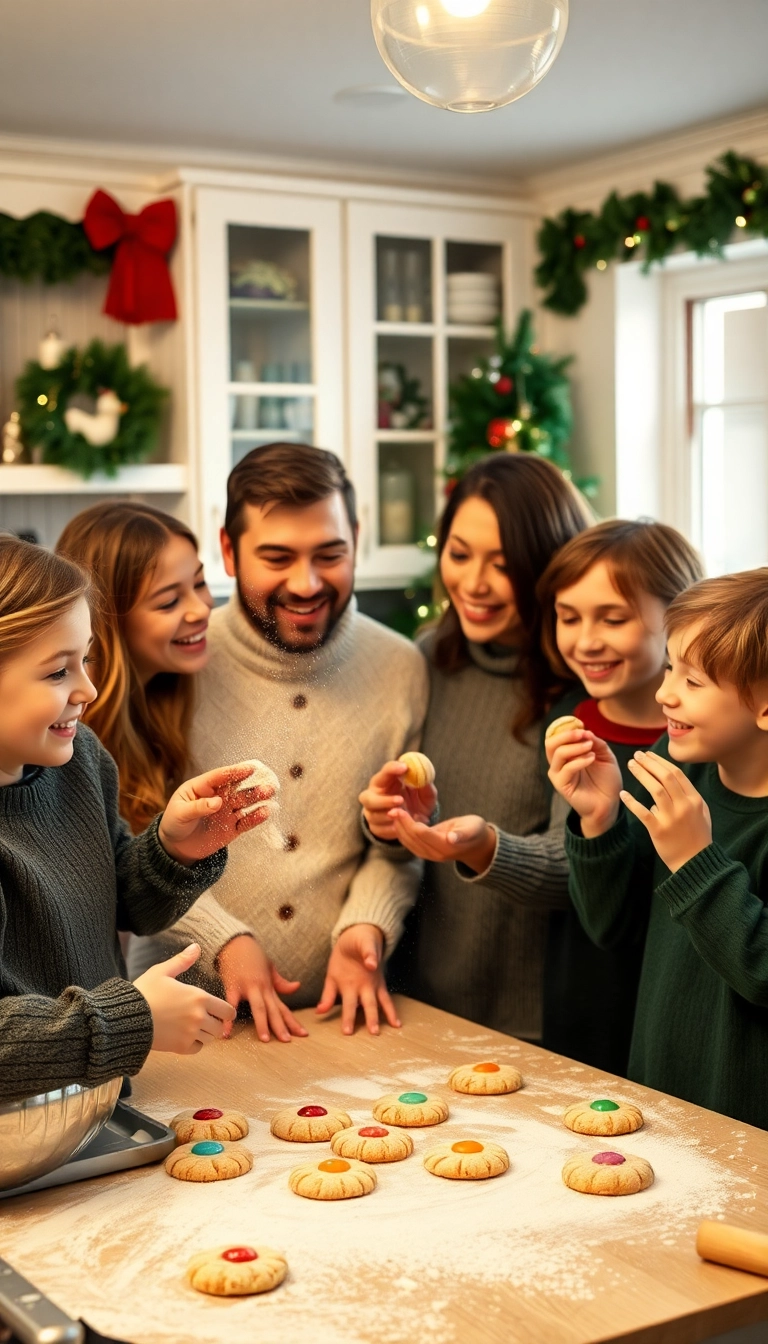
[423,1138,510,1180]
[185,1244,287,1295]
[562,1149,654,1196]
[270,1104,352,1142]
[330,1124,413,1163]
[288,1157,377,1200]
[563,1098,644,1136]
[169,1107,249,1145]
[448,1061,523,1095]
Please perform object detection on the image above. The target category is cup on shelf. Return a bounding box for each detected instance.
[380,467,415,545]
[237,395,259,430]
[380,248,404,322]
[234,359,255,384]
[260,361,284,383]
[258,397,285,430]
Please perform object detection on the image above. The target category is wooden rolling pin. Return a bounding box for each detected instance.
[697,1221,768,1277]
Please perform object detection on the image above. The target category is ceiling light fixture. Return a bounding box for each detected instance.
[371,0,569,113]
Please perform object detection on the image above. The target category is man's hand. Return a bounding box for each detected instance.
[545,727,623,838]
[158,764,274,866]
[389,809,496,872]
[622,750,712,872]
[316,924,401,1036]
[359,760,437,841]
[216,934,308,1043]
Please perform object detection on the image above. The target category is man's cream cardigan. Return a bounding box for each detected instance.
[130,594,428,1007]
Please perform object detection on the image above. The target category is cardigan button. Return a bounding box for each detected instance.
[293,694,307,709]
[284,833,300,851]
[278,904,295,921]
[289,764,304,779]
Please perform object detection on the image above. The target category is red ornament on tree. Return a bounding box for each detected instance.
[495,375,514,395]
[635,216,650,231]
[574,234,586,249]
[486,417,517,449]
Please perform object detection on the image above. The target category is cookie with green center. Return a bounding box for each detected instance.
[371,1091,449,1127]
[563,1098,644,1136]
[562,1149,654,1196]
[165,1140,253,1182]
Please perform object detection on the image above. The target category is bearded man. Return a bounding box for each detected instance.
[129,443,427,1039]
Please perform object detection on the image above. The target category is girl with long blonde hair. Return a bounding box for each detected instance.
[57,502,213,833]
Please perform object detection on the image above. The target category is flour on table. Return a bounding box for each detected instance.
[3,1065,742,1344]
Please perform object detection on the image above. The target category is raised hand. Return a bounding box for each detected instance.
[388,809,496,872]
[157,763,274,866]
[316,924,401,1036]
[216,933,307,1044]
[622,749,712,872]
[359,760,437,841]
[545,727,622,837]
[134,943,236,1053]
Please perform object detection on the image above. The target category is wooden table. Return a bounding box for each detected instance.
[2,997,768,1344]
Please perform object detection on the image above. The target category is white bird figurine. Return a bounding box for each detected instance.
[64,389,127,446]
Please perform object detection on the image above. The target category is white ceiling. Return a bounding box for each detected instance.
[0,0,767,182]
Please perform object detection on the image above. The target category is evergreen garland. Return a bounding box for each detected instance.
[16,340,167,478]
[536,150,768,316]
[0,212,109,284]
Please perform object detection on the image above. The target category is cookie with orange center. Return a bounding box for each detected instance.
[288,1157,377,1200]
[372,1091,449,1127]
[563,1098,643,1136]
[270,1104,352,1142]
[424,1139,510,1180]
[165,1140,253,1182]
[170,1107,249,1144]
[562,1149,654,1196]
[185,1245,287,1296]
[448,1061,522,1095]
[331,1124,413,1163]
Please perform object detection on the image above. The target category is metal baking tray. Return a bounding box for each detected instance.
[0,1102,175,1200]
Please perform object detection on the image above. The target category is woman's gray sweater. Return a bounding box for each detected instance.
[0,725,226,1103]
[393,631,571,1040]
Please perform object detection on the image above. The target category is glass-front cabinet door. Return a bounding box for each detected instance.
[347,199,525,589]
[195,188,343,593]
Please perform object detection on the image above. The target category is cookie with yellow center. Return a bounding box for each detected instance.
[372,1091,449,1127]
[563,1098,644,1136]
[270,1104,352,1142]
[185,1245,287,1296]
[397,751,435,788]
[424,1139,510,1180]
[562,1149,654,1196]
[170,1107,249,1145]
[331,1124,413,1163]
[165,1140,253,1182]
[288,1157,377,1200]
[448,1061,523,1095]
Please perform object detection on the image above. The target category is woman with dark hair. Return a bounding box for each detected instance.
[362,453,592,1039]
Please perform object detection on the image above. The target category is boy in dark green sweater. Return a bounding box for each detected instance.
[546,569,768,1130]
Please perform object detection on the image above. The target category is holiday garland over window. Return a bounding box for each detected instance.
[536,150,768,316]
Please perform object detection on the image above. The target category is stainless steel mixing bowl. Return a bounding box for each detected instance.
[0,1077,122,1191]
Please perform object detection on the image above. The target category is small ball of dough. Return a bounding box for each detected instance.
[562,1149,654,1196]
[545,715,584,741]
[270,1105,352,1143]
[424,1139,510,1181]
[448,1062,522,1095]
[563,1098,644,1136]
[289,1157,377,1201]
[372,1091,449,1127]
[398,751,435,789]
[186,1244,287,1296]
[165,1140,253,1183]
[331,1124,413,1164]
[170,1108,249,1145]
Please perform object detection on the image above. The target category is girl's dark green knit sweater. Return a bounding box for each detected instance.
[0,724,226,1103]
[565,735,768,1130]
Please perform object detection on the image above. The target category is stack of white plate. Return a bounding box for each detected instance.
[446,272,499,325]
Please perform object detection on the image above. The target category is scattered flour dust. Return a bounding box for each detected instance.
[4,1063,744,1344]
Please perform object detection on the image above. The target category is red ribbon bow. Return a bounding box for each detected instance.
[83,189,178,325]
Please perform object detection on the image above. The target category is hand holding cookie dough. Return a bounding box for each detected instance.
[359,751,437,842]
[545,719,623,839]
[157,762,276,867]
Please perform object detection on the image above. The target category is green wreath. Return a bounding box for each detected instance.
[16,339,168,478]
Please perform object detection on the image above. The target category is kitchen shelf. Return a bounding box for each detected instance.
[229,298,309,313]
[230,429,308,442]
[227,382,316,395]
[0,463,188,496]
[375,429,436,442]
[374,320,436,337]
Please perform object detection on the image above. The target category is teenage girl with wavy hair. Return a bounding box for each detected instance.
[57,502,213,833]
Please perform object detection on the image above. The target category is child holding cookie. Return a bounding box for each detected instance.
[547,569,768,1129]
[0,535,273,1103]
[537,520,702,1073]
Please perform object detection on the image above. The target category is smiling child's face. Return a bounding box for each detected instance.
[658,622,768,766]
[555,561,667,703]
[0,596,97,785]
